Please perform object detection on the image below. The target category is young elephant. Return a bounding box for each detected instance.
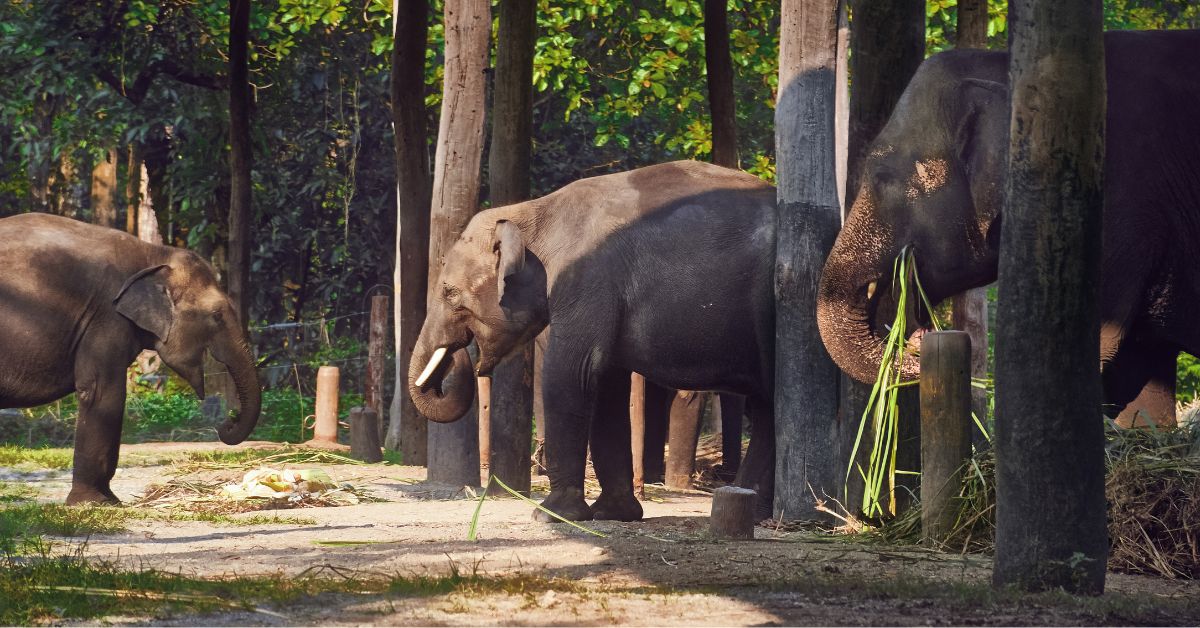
[0,213,261,504]
[410,161,776,521]
[817,30,1200,425]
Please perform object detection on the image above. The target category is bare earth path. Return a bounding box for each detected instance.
[19,442,1200,626]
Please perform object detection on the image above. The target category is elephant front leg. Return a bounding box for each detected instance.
[66,370,126,505]
[535,350,595,522]
[589,369,642,521]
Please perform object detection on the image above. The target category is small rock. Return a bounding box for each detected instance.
[591,547,608,556]
[538,590,558,608]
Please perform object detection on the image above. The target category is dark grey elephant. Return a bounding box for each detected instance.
[409,161,776,521]
[817,30,1200,426]
[0,213,261,504]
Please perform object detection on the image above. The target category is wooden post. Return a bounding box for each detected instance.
[488,347,533,496]
[630,373,646,499]
[919,331,972,545]
[718,393,744,480]
[350,407,383,463]
[666,391,703,490]
[710,486,757,539]
[367,295,388,441]
[477,377,491,469]
[532,338,547,475]
[312,366,340,444]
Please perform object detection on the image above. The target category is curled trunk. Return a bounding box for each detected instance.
[408,340,475,423]
[209,322,262,445]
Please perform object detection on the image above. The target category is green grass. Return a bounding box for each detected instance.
[0,481,39,502]
[0,445,74,469]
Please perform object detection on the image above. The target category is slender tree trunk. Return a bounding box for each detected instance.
[91,148,119,228]
[28,93,57,213]
[704,0,738,169]
[774,0,844,521]
[486,0,536,495]
[227,0,253,328]
[126,144,140,234]
[425,0,490,487]
[993,0,1107,593]
[385,0,434,466]
[957,0,989,49]
[953,0,992,444]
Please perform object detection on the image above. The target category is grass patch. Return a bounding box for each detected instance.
[0,504,129,539]
[0,481,38,502]
[0,445,74,470]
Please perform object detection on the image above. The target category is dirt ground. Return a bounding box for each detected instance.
[18,441,1200,626]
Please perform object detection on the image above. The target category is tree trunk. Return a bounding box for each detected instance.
[485,0,536,496]
[957,0,989,49]
[704,0,738,169]
[845,0,925,202]
[126,144,140,234]
[993,0,1107,594]
[385,0,434,466]
[425,0,490,487]
[774,0,844,521]
[227,0,253,329]
[91,148,119,228]
[953,0,992,443]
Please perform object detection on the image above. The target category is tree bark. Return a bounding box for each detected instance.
[774,0,844,521]
[227,0,253,329]
[957,0,989,49]
[485,0,536,497]
[425,0,490,487]
[704,0,738,169]
[126,144,140,234]
[385,0,434,466]
[91,148,119,228]
[993,0,1107,594]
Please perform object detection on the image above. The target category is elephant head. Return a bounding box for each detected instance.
[114,252,261,444]
[818,52,1009,384]
[409,216,549,423]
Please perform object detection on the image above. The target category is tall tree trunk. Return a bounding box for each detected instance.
[126,144,140,234]
[993,0,1107,594]
[227,0,253,329]
[774,0,844,520]
[28,93,57,213]
[957,0,989,49]
[486,0,536,495]
[845,0,925,202]
[704,0,738,169]
[953,0,992,445]
[425,0,490,487]
[91,148,119,228]
[385,0,434,466]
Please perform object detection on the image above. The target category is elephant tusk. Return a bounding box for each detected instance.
[866,281,877,301]
[415,347,448,388]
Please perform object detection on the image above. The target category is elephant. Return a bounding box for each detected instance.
[409,160,776,521]
[0,213,261,504]
[817,30,1200,426]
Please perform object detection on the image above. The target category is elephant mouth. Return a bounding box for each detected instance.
[413,332,505,396]
[863,275,936,352]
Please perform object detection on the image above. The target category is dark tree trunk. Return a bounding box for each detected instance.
[845,0,925,203]
[91,148,118,228]
[385,0,434,467]
[126,144,140,234]
[485,0,536,496]
[957,0,989,49]
[993,0,1107,594]
[28,93,58,213]
[704,0,738,169]
[953,0,992,443]
[425,0,490,487]
[774,0,844,521]
[227,0,252,329]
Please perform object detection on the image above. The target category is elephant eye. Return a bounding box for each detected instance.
[442,285,462,307]
[212,310,224,324]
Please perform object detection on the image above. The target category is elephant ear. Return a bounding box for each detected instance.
[493,220,525,300]
[114,265,175,343]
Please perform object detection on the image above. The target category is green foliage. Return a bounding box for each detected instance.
[1176,353,1200,404]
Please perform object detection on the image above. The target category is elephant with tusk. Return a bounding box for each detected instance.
[0,213,261,504]
[410,160,777,521]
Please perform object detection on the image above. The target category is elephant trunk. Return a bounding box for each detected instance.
[209,321,262,445]
[408,337,475,423]
[816,198,921,385]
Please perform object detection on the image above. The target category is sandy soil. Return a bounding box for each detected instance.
[18,442,1200,626]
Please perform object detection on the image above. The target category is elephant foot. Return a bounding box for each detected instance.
[65,486,120,506]
[533,489,593,522]
[592,492,643,522]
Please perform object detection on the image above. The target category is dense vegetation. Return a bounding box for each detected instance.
[0,0,1196,439]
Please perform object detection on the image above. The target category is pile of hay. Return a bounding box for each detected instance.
[874,421,1200,579]
[134,467,380,515]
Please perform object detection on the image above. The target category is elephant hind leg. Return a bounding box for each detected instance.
[734,398,775,521]
[590,368,642,521]
[1103,336,1178,428]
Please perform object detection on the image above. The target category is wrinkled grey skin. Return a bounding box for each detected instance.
[410,161,777,521]
[818,30,1200,425]
[0,214,261,504]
